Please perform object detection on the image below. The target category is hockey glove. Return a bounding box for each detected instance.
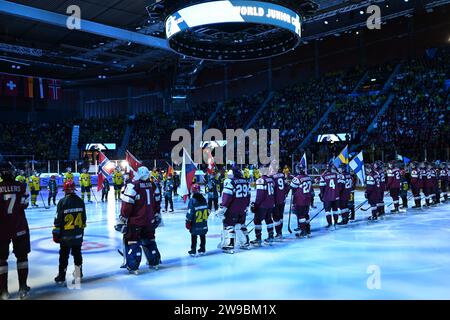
[250,202,256,213]
[52,228,61,244]
[364,192,368,199]
[216,207,226,218]
[185,220,192,230]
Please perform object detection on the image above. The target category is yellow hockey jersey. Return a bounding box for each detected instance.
[243,168,250,179]
[112,171,124,185]
[15,175,26,183]
[253,169,261,179]
[79,173,92,187]
[64,172,74,182]
[29,175,40,191]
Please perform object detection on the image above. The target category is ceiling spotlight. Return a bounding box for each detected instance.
[11,65,16,69]
[356,31,360,35]
[324,20,328,24]
[127,41,132,46]
[17,65,21,70]
[360,10,364,15]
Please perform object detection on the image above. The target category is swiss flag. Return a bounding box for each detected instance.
[2,77,19,97]
[48,79,61,100]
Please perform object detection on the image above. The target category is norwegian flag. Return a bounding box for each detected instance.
[97,151,115,191]
[48,79,61,100]
[125,150,142,180]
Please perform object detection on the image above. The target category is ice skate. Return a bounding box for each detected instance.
[0,290,9,300]
[198,249,206,255]
[54,273,66,285]
[264,236,274,245]
[222,246,235,254]
[18,286,30,300]
[188,250,197,257]
[250,239,262,247]
[295,230,306,238]
[274,234,283,242]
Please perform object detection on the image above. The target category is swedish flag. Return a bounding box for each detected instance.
[333,145,349,168]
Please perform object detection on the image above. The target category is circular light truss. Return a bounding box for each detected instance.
[165,0,302,61]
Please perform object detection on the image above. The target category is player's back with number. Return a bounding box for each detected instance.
[290,174,312,207]
[272,172,288,205]
[320,172,338,202]
[0,181,29,241]
[221,178,250,213]
[255,176,275,208]
[121,181,157,227]
[54,193,86,245]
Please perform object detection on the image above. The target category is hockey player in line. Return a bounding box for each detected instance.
[424,162,437,207]
[374,161,386,217]
[115,166,162,273]
[63,167,74,183]
[386,161,402,213]
[217,166,251,253]
[112,167,124,201]
[438,162,448,203]
[365,164,380,221]
[251,168,275,245]
[186,184,209,256]
[319,164,339,228]
[48,175,58,206]
[290,164,312,238]
[0,161,31,300]
[336,165,353,225]
[410,162,422,208]
[271,163,288,241]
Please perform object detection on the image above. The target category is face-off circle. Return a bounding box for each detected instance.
[165,0,303,61]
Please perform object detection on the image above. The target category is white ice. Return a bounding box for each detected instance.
[5,189,450,300]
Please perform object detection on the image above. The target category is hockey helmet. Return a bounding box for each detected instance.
[191,184,201,194]
[227,170,234,179]
[135,166,150,181]
[232,164,242,178]
[63,180,76,194]
[50,175,56,180]
[66,167,72,172]
[82,168,87,173]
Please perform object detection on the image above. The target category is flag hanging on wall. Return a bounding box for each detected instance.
[48,79,61,100]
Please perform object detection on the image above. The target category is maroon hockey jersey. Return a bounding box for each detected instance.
[0,181,29,241]
[255,175,275,209]
[272,172,288,205]
[386,168,401,189]
[221,177,250,213]
[120,180,160,227]
[319,172,338,202]
[290,174,312,208]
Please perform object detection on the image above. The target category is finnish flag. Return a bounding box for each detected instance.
[349,151,366,186]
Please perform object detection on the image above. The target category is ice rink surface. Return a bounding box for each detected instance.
[6,189,450,300]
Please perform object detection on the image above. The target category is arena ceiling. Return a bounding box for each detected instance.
[0,0,448,81]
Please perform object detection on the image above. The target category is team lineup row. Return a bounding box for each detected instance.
[0,160,449,299]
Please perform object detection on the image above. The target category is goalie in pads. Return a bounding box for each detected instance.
[116,166,162,272]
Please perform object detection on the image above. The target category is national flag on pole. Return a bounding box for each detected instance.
[396,154,411,165]
[166,161,174,177]
[349,151,366,186]
[333,145,349,168]
[2,77,19,97]
[300,152,307,172]
[97,151,115,191]
[206,148,215,174]
[125,150,142,180]
[179,148,197,202]
[24,77,34,98]
[48,79,61,100]
[38,78,45,99]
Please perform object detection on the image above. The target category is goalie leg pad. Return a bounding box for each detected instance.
[125,241,142,271]
[141,239,161,267]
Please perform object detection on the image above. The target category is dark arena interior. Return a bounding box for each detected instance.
[0,0,450,306]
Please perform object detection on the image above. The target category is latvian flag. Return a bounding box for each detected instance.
[97,151,115,191]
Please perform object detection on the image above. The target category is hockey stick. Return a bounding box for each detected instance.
[39,193,50,209]
[91,188,99,203]
[287,194,294,234]
[308,207,325,223]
